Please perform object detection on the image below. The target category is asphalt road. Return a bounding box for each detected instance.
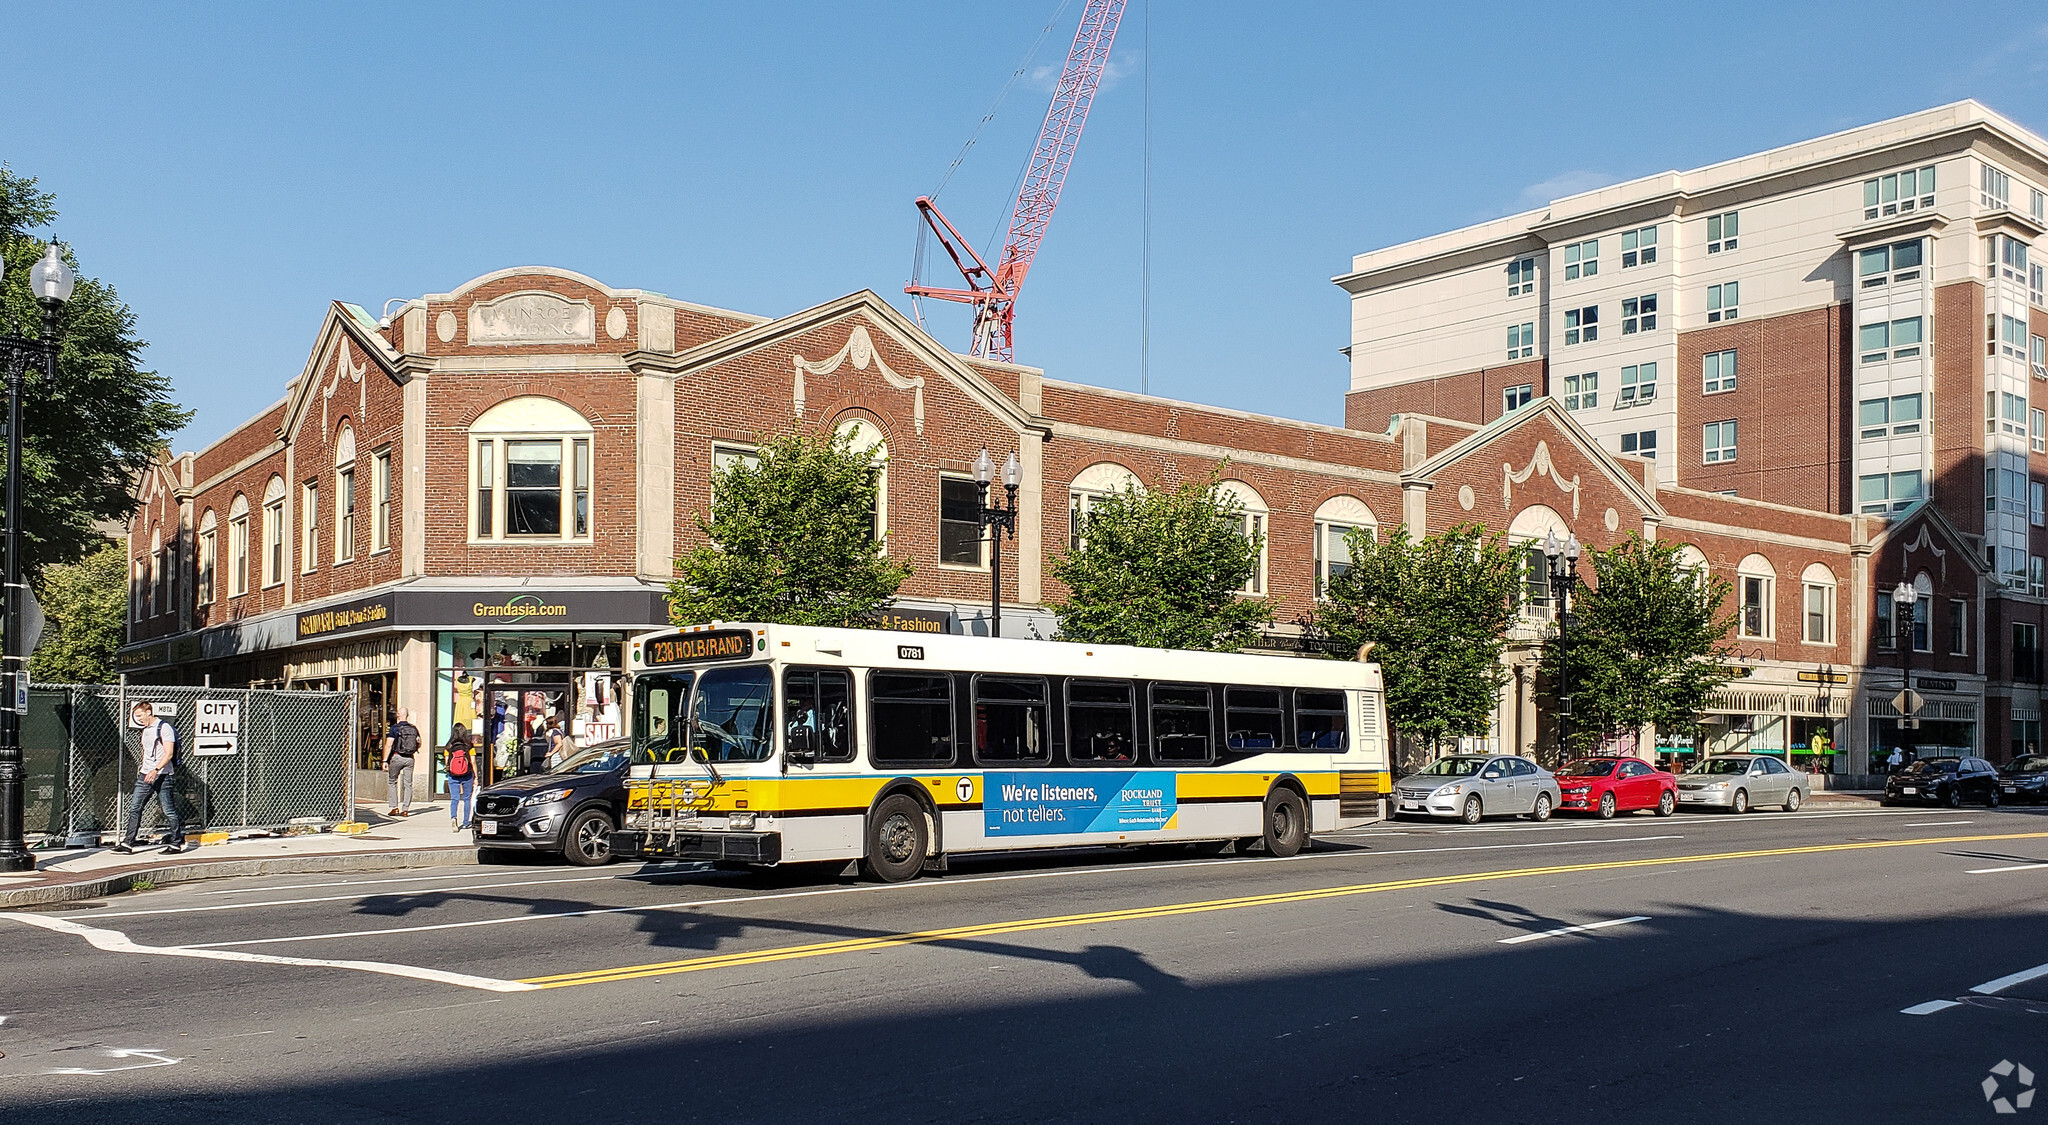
[3,804,2047,1123]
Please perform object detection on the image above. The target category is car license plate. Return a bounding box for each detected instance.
[1400,802,1424,812]
[1901,787,1916,795]
[2005,785,2018,792]
[478,821,498,836]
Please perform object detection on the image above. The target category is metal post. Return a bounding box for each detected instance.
[0,321,45,871]
[973,450,1020,641]
[989,518,1002,640]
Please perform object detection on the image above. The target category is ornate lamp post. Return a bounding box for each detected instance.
[1541,529,1582,757]
[1892,580,1918,735]
[973,447,1021,639]
[0,242,76,872]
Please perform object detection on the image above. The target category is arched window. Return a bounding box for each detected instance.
[1800,562,1835,644]
[1313,495,1377,597]
[1069,462,1141,551]
[197,510,218,607]
[1737,553,1776,639]
[259,478,283,588]
[147,528,162,618]
[1509,504,1569,618]
[229,494,252,597]
[131,557,144,623]
[469,397,594,542]
[334,422,358,563]
[836,418,889,541]
[1216,480,1269,595]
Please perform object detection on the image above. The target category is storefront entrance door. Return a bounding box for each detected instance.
[479,675,572,785]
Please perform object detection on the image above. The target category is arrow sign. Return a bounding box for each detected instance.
[46,1047,184,1075]
[1891,689,1924,716]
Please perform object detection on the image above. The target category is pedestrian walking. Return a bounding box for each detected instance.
[111,701,185,855]
[445,724,476,832]
[384,707,422,817]
[1887,746,1903,774]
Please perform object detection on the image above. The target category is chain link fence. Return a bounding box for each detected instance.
[22,684,357,844]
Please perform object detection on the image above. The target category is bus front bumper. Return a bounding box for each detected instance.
[615,828,782,864]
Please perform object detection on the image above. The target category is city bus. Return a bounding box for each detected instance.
[613,622,1390,881]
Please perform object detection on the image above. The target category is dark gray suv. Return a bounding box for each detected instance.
[472,740,631,865]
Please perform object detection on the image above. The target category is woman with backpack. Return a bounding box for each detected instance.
[445,724,477,832]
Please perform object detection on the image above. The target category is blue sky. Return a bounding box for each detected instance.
[12,1,2048,452]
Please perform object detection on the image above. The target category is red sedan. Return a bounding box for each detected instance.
[1555,757,1678,818]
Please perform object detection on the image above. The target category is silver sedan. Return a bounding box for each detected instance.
[1675,754,1809,813]
[1393,754,1562,824]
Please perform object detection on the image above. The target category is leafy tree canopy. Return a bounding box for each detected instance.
[1049,472,1271,651]
[669,427,910,627]
[1,166,190,576]
[1313,523,1523,750]
[29,541,125,683]
[1540,533,1737,750]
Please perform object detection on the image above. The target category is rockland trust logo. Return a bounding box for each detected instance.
[471,594,569,620]
[1985,1060,2036,1114]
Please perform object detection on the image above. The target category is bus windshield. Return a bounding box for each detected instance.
[691,665,774,763]
[632,671,693,765]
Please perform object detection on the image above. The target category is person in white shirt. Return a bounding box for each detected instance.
[112,701,184,855]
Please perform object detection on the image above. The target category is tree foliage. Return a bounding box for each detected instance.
[1,166,189,576]
[1539,533,1737,750]
[28,541,125,683]
[1313,523,1523,750]
[669,427,911,627]
[1049,473,1271,651]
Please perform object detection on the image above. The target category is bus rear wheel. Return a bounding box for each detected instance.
[863,794,929,883]
[1262,789,1308,858]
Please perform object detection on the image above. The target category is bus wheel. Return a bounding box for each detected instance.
[863,794,929,883]
[1262,789,1308,858]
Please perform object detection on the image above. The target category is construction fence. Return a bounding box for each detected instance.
[21,684,357,843]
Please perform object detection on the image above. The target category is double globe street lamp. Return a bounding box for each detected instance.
[1541,529,1582,757]
[1892,580,1920,737]
[0,242,76,873]
[972,447,1021,640]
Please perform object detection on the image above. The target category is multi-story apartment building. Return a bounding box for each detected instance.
[1339,100,2048,772]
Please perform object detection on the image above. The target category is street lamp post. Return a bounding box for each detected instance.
[1541,530,1582,757]
[1892,580,1918,738]
[0,242,76,873]
[973,447,1021,640]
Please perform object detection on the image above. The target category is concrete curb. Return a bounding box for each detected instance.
[0,846,478,910]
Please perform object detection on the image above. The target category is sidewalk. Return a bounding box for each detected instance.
[0,804,477,909]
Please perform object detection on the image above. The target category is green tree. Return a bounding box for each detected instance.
[28,541,125,683]
[1539,533,1737,752]
[1,166,189,575]
[1312,523,1523,753]
[1049,473,1271,650]
[669,427,910,626]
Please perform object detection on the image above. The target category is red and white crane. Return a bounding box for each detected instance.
[907,0,1127,363]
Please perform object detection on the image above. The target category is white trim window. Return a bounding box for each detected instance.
[1992,234,2030,284]
[1858,393,1922,439]
[1068,462,1141,552]
[1703,349,1736,394]
[1619,362,1656,405]
[1991,391,2027,438]
[334,423,357,565]
[1706,281,1739,322]
[1216,480,1269,596]
[2034,188,2047,224]
[1995,314,2027,360]
[373,449,392,553]
[1564,306,1597,345]
[1864,165,1935,220]
[1952,597,1973,652]
[300,480,318,574]
[2032,478,2045,527]
[468,397,595,543]
[1857,470,1921,515]
[1737,555,1775,640]
[1620,225,1657,268]
[197,510,217,607]
[1312,496,1376,598]
[2033,264,2045,307]
[1507,257,1536,296]
[229,494,251,597]
[1707,211,1739,253]
[1988,465,2027,517]
[261,477,285,588]
[1621,293,1657,334]
[1561,372,1597,410]
[938,475,985,568]
[1703,420,1737,464]
[1982,164,2012,210]
[1620,430,1656,459]
[1507,322,1535,359]
[1858,316,1923,363]
[1502,384,1533,413]
[1801,564,1835,645]
[1563,239,1598,280]
[2037,411,2048,455]
[1857,239,1924,288]
[834,419,889,542]
[2034,335,2048,379]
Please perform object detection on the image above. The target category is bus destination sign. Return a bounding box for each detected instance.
[644,630,756,667]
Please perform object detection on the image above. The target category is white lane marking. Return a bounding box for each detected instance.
[1904,821,1974,827]
[195,864,709,897]
[68,873,628,921]
[47,1047,183,1076]
[1965,863,2048,874]
[1497,915,1651,945]
[1972,961,2048,995]
[185,833,1695,950]
[1901,1000,1961,1016]
[0,912,536,993]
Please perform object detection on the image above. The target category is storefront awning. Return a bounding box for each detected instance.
[1706,690,1850,719]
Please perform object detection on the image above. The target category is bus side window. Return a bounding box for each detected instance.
[783,667,856,763]
[1068,679,1136,764]
[1224,686,1284,749]
[1151,682,1212,763]
[974,675,1050,764]
[871,672,955,767]
[1294,690,1348,751]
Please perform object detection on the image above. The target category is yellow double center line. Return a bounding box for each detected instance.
[521,830,2048,989]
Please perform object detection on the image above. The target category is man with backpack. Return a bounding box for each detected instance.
[112,701,185,855]
[383,707,422,817]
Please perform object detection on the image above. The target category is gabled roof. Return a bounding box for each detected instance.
[1868,498,1992,582]
[278,301,401,444]
[1403,396,1667,521]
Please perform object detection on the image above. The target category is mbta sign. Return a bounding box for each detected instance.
[195,699,241,756]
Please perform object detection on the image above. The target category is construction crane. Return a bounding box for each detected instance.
[907,0,1128,363]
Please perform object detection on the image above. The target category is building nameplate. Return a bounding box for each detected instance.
[466,291,595,346]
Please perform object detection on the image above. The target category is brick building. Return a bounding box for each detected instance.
[126,107,2037,784]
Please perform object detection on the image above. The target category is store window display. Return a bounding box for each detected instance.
[434,632,624,786]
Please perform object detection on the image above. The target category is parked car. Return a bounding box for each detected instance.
[1999,754,2048,805]
[1394,754,1561,824]
[1883,755,2001,808]
[473,739,631,865]
[1675,755,1808,813]
[1555,757,1678,818]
